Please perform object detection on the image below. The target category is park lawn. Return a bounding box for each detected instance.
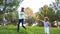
[0,25,60,34]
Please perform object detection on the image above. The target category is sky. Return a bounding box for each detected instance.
[18,0,55,13]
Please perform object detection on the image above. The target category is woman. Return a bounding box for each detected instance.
[17,7,26,32]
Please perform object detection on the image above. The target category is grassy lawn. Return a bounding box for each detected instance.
[0,25,60,34]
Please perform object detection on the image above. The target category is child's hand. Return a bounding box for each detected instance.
[48,23,50,26]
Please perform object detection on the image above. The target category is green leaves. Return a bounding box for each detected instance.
[39,7,56,22]
[57,10,60,21]
[0,11,3,21]
[0,11,3,14]
[7,0,19,7]
[46,9,55,22]
[0,0,3,4]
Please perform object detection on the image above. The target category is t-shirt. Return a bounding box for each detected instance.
[18,11,27,19]
[42,21,49,28]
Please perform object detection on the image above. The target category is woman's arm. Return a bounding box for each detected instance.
[23,12,28,19]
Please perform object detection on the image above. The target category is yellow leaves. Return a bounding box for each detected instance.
[34,14,39,20]
[25,7,33,17]
[41,5,49,17]
[36,15,39,19]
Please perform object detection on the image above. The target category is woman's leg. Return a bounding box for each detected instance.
[17,19,21,32]
[22,19,26,29]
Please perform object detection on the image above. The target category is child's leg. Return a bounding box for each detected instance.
[45,28,47,34]
[46,27,49,34]
[44,27,49,34]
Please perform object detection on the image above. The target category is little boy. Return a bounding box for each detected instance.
[42,17,50,34]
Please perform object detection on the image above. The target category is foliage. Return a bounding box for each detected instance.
[0,11,3,21]
[5,11,18,25]
[25,7,33,17]
[57,10,60,21]
[25,7,34,26]
[46,8,55,22]
[0,0,20,14]
[0,0,3,4]
[0,0,20,25]
[36,5,49,20]
[0,15,3,21]
[5,13,12,21]
[26,16,35,26]
[38,7,56,22]
[43,5,48,12]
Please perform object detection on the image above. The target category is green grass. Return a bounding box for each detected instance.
[0,25,60,34]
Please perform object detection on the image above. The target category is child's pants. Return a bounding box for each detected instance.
[44,27,49,34]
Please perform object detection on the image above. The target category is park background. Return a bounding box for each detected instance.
[0,0,60,34]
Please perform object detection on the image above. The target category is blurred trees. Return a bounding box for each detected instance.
[46,8,55,22]
[25,7,35,26]
[57,10,60,21]
[42,5,48,17]
[35,5,56,26]
[0,0,3,4]
[35,5,49,21]
[25,7,33,17]
[26,16,35,26]
[34,12,43,26]
[39,5,56,22]
[34,5,49,26]
[0,11,3,21]
[46,8,55,27]
[0,0,20,25]
[5,10,18,25]
[36,4,60,27]
[49,0,60,27]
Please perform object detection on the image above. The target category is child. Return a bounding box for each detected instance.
[42,17,50,34]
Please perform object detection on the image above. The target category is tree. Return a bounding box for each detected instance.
[0,0,3,4]
[0,11,3,21]
[40,5,55,22]
[0,0,20,26]
[46,8,55,22]
[38,7,56,26]
[34,12,44,26]
[5,10,18,25]
[26,16,35,26]
[34,6,48,26]
[49,0,60,27]
[25,7,35,26]
[42,5,48,16]
[38,5,49,18]
[57,10,60,21]
[25,7,33,17]
[49,0,60,13]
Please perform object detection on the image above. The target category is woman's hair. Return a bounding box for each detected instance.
[21,7,24,12]
[44,17,49,21]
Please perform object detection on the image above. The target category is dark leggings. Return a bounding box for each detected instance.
[17,19,26,32]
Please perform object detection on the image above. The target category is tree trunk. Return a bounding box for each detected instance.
[2,0,7,26]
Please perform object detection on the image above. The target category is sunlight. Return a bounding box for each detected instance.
[18,0,55,13]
